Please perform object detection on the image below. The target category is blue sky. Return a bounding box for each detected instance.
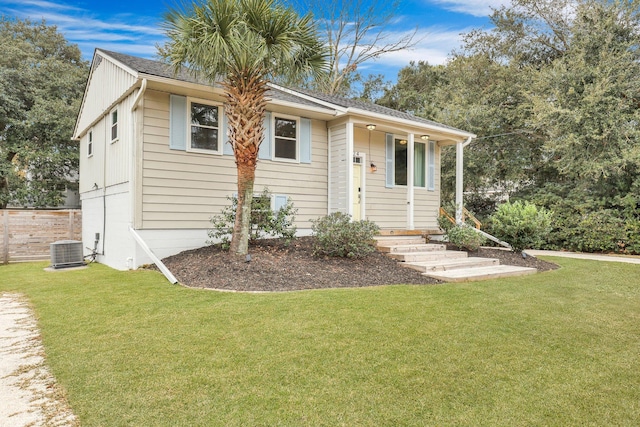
[1,0,509,81]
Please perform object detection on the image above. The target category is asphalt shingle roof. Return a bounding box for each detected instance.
[97,49,470,134]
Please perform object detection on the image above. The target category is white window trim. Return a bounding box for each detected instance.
[272,113,300,163]
[110,108,118,144]
[87,129,94,158]
[186,97,224,155]
[392,137,428,188]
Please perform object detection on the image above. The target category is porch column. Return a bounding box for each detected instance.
[455,140,464,224]
[407,134,415,230]
[346,122,354,217]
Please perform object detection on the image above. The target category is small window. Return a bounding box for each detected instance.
[414,142,426,188]
[87,130,93,157]
[274,116,298,161]
[110,109,118,142]
[189,101,221,153]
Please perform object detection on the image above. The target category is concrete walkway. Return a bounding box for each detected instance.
[525,250,640,265]
[0,293,77,427]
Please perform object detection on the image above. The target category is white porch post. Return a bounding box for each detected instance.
[346,122,354,217]
[455,140,464,224]
[407,133,415,230]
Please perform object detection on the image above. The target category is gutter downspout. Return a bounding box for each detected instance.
[130,79,147,267]
[455,137,473,224]
[131,78,147,112]
[129,227,178,284]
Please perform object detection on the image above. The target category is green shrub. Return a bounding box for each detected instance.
[568,210,626,253]
[490,201,552,252]
[208,188,297,249]
[310,212,380,258]
[624,220,640,254]
[446,225,486,251]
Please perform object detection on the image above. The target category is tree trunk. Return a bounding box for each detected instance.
[224,71,269,256]
[232,162,255,255]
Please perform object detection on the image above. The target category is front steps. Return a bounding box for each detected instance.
[375,235,537,283]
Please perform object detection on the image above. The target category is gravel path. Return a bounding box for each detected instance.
[0,293,77,427]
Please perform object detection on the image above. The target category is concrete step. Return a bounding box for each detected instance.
[375,236,425,247]
[402,257,500,273]
[389,251,468,263]
[377,243,447,253]
[424,265,538,282]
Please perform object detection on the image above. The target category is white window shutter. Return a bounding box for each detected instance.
[169,95,186,151]
[258,112,272,160]
[385,133,394,188]
[300,118,312,164]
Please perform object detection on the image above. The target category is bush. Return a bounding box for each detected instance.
[310,212,380,258]
[570,210,626,253]
[490,201,552,252]
[208,188,297,249]
[446,225,486,251]
[624,220,640,254]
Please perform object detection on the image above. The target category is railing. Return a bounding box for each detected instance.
[439,207,482,229]
[439,206,512,250]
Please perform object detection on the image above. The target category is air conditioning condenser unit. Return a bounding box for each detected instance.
[50,240,84,269]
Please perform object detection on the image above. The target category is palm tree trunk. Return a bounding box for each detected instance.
[224,71,268,256]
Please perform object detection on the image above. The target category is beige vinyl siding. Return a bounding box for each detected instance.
[328,125,348,214]
[140,90,328,229]
[353,128,441,229]
[413,143,441,229]
[353,128,406,228]
[76,54,137,136]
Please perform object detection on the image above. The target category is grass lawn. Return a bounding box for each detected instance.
[1,258,639,426]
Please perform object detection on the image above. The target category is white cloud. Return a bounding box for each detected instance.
[427,0,511,17]
[365,25,471,71]
[0,0,164,59]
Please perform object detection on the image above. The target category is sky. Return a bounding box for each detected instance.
[1,0,510,82]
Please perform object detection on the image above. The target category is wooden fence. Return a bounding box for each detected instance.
[1,209,82,264]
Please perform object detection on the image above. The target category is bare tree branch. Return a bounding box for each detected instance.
[292,0,417,95]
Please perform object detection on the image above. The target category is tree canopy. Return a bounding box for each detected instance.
[0,17,88,208]
[377,0,640,252]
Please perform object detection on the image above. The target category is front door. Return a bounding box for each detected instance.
[352,156,363,221]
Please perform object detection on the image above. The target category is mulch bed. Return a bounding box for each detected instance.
[160,236,558,292]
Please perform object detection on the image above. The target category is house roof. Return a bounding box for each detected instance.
[98,49,336,111]
[96,49,474,138]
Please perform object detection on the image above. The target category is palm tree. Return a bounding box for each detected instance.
[160,0,327,256]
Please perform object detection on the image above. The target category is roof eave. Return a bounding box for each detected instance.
[347,107,476,140]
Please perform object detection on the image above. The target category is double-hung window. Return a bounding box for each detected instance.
[393,138,428,187]
[273,115,298,161]
[189,100,222,154]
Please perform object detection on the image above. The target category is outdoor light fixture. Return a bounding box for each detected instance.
[366,124,376,131]
[421,134,430,141]
[370,162,378,172]
[399,139,407,145]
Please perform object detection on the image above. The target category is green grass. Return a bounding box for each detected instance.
[1,259,639,426]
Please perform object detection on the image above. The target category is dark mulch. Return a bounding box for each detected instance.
[160,236,558,292]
